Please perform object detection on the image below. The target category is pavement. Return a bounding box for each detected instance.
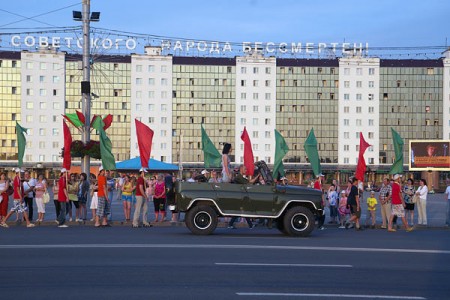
[2,190,449,228]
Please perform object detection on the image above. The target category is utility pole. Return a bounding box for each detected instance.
[81,0,91,175]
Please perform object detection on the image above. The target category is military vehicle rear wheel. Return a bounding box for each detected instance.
[283,206,315,237]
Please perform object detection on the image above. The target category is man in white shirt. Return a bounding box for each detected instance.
[23,171,36,222]
[445,184,450,227]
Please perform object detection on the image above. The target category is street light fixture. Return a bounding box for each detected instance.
[73,10,100,22]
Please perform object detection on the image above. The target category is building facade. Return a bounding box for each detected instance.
[1,48,449,177]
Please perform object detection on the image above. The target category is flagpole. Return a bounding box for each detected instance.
[178,134,183,179]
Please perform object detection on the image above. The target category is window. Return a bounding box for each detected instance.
[265,105,271,112]
[253,80,258,87]
[148,91,155,98]
[368,107,374,113]
[136,78,142,85]
[253,118,258,125]
[265,93,271,100]
[53,102,60,109]
[344,132,349,139]
[383,93,388,100]
[265,131,271,138]
[148,117,154,123]
[26,75,32,82]
[344,106,349,113]
[344,68,350,75]
[356,107,362,113]
[52,128,59,136]
[148,65,155,72]
[241,67,246,74]
[369,119,374,126]
[241,80,246,87]
[427,68,434,75]
[39,102,46,109]
[252,131,258,138]
[253,67,259,74]
[369,81,374,88]
[344,145,349,151]
[26,115,33,122]
[12,87,17,94]
[356,81,362,88]
[240,118,246,125]
[53,76,59,83]
[160,130,167,137]
[369,68,375,75]
[425,106,430,113]
[344,119,349,126]
[12,60,17,68]
[344,158,349,164]
[161,104,167,111]
[39,115,47,122]
[368,94,374,100]
[161,65,167,72]
[241,93,246,99]
[40,62,46,70]
[148,78,155,85]
[148,104,154,111]
[344,94,350,100]
[53,89,58,96]
[356,119,362,126]
[356,94,362,101]
[265,144,270,151]
[39,89,46,96]
[265,118,270,125]
[344,81,350,88]
[253,93,259,100]
[356,68,362,75]
[26,89,33,96]
[26,62,33,69]
[368,132,374,139]
[26,102,33,109]
[240,105,246,112]
[161,78,168,85]
[161,91,168,98]
[253,105,258,112]
[136,104,142,111]
[39,128,46,136]
[265,67,271,74]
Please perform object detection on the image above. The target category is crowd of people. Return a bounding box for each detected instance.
[0,142,449,230]
[0,167,177,228]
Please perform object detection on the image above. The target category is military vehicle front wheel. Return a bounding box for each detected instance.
[185,205,218,235]
[283,206,314,237]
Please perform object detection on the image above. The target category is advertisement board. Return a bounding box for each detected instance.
[409,140,450,171]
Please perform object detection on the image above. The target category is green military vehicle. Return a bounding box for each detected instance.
[174,162,324,237]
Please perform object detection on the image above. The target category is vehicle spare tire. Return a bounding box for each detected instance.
[283,206,315,237]
[185,205,218,235]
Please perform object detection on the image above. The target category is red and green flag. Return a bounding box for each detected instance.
[135,119,154,168]
[91,114,113,131]
[201,124,221,168]
[240,126,255,176]
[355,133,371,181]
[92,118,116,170]
[63,112,84,128]
[303,128,322,177]
[273,129,289,179]
[62,121,72,170]
[389,128,404,174]
[16,122,27,167]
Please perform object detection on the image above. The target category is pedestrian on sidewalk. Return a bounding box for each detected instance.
[365,191,378,229]
[415,179,428,226]
[132,168,152,228]
[95,167,110,227]
[57,168,69,228]
[379,178,392,229]
[345,177,361,230]
[388,174,413,232]
[403,178,416,226]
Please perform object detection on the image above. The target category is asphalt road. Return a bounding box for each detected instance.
[1,226,449,300]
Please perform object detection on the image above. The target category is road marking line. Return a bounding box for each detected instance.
[0,244,449,254]
[216,263,352,268]
[236,292,426,299]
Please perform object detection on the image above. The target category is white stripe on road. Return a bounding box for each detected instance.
[236,292,426,299]
[216,262,352,268]
[0,244,449,254]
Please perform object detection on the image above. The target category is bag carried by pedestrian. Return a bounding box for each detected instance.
[411,194,419,204]
[42,191,50,204]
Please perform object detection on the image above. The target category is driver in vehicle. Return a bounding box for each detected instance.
[234,165,260,185]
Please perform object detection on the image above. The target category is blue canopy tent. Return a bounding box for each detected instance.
[116,157,179,171]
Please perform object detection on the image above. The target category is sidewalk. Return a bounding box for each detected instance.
[2,190,449,228]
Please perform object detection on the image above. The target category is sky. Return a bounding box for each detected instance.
[0,0,449,57]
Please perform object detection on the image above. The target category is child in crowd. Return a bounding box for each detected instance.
[327,184,338,224]
[365,191,378,229]
[338,190,349,229]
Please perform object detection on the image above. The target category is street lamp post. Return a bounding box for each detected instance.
[81,0,91,176]
[74,0,99,175]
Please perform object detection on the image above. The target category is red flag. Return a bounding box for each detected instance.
[103,114,113,130]
[76,110,86,125]
[135,119,154,168]
[240,127,255,176]
[63,121,72,170]
[90,114,99,128]
[355,133,371,181]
